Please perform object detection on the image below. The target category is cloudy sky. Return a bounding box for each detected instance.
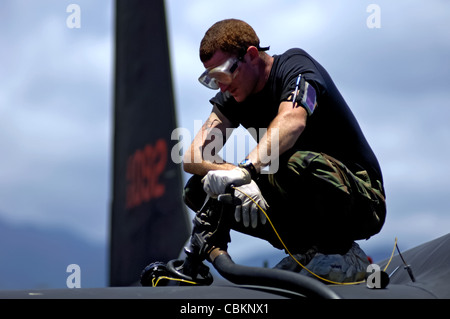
[1,0,449,276]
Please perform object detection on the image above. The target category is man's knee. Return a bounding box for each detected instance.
[269,150,385,242]
[183,175,206,212]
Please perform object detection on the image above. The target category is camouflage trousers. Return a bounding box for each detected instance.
[183,151,386,255]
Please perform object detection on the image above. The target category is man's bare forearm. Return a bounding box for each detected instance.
[183,157,236,176]
[183,109,236,176]
[247,102,306,172]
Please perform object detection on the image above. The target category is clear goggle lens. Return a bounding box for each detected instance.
[198,57,240,90]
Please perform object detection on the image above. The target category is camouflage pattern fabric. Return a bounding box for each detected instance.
[268,151,386,242]
[183,150,386,257]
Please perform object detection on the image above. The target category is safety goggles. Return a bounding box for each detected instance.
[198,56,242,90]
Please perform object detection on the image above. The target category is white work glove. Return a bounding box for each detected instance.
[202,167,251,198]
[234,180,268,228]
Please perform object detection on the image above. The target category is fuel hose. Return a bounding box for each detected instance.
[211,250,340,299]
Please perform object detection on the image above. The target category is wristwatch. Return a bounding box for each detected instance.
[238,159,258,180]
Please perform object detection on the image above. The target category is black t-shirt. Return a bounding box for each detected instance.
[210,48,383,182]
